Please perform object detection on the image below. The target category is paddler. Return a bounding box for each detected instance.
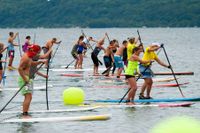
[18,44,45,117]
[42,38,61,67]
[111,39,119,76]
[103,40,115,76]
[0,43,8,88]
[7,32,19,71]
[76,35,86,69]
[125,45,151,105]
[114,40,128,78]
[22,36,31,53]
[71,43,79,69]
[91,34,106,75]
[127,37,138,60]
[139,44,171,99]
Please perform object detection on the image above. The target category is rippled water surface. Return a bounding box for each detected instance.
[0,28,200,133]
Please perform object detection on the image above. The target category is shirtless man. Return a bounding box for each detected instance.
[18,44,45,117]
[114,40,128,78]
[7,32,19,70]
[42,38,61,67]
[103,40,115,76]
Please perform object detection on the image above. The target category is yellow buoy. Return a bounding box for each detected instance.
[63,87,85,105]
[150,116,200,133]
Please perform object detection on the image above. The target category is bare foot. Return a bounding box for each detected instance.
[126,102,135,105]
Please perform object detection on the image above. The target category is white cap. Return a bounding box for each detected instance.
[83,38,89,44]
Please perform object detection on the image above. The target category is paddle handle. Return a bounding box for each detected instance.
[161,45,184,97]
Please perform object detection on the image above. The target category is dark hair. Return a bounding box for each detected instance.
[26,36,31,39]
[132,46,141,54]
[52,38,57,41]
[79,35,84,40]
[110,40,114,45]
[113,39,118,43]
[9,32,14,36]
[122,40,128,45]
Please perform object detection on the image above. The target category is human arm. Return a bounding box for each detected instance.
[55,40,62,44]
[132,55,151,64]
[31,60,46,66]
[0,46,8,54]
[155,57,170,68]
[36,71,48,78]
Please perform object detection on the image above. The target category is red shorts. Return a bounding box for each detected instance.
[8,50,15,58]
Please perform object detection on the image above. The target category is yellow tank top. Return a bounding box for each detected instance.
[142,47,158,66]
[125,60,138,76]
[127,42,136,60]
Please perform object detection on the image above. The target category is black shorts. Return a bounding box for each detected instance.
[91,53,99,67]
[125,75,135,79]
[77,51,83,54]
[0,63,2,70]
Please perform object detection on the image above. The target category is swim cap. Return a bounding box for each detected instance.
[27,44,41,58]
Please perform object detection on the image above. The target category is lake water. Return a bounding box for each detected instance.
[0,28,200,133]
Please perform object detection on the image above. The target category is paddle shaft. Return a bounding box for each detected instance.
[137,30,144,52]
[0,63,44,114]
[50,43,61,64]
[1,48,8,85]
[106,33,111,42]
[0,84,26,113]
[46,57,51,110]
[65,59,76,69]
[17,34,22,57]
[161,45,184,97]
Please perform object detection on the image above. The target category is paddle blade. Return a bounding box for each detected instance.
[102,66,112,75]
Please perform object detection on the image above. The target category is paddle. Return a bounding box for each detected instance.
[0,63,44,114]
[45,56,51,110]
[105,33,111,42]
[65,59,76,69]
[102,66,112,75]
[137,30,145,52]
[1,48,8,86]
[81,30,103,65]
[17,33,22,57]
[160,44,185,97]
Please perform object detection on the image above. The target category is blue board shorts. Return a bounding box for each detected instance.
[139,64,154,78]
[114,55,124,69]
